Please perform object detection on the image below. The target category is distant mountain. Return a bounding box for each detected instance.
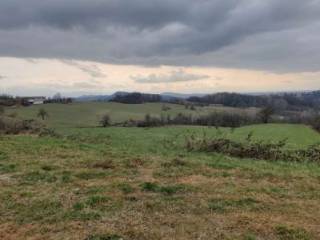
[75,91,130,102]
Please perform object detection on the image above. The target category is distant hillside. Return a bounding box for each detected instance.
[187,91,320,110]
[74,90,320,110]
[75,91,130,102]
[110,92,162,104]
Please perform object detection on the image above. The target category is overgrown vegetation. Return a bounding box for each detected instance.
[118,111,257,128]
[100,113,111,127]
[188,91,320,110]
[185,132,320,163]
[0,116,45,135]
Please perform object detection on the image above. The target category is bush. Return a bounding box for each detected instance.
[136,114,163,127]
[185,133,320,163]
[258,106,274,123]
[37,108,49,120]
[0,116,45,135]
[100,114,111,127]
[161,104,171,111]
[309,113,320,132]
[117,111,258,128]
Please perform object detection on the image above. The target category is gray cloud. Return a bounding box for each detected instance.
[0,0,320,72]
[132,70,209,84]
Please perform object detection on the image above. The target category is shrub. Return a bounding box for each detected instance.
[137,114,163,127]
[161,104,171,111]
[258,106,274,123]
[309,113,320,132]
[37,108,49,120]
[185,134,320,163]
[0,116,46,135]
[100,114,111,127]
[119,111,257,128]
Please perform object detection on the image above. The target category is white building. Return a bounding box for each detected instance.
[24,97,46,105]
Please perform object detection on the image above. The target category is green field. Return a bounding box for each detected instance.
[1,103,320,239]
[6,102,258,129]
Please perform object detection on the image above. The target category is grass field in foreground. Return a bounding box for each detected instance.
[6,102,258,129]
[0,124,320,239]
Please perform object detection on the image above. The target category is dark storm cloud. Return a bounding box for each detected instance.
[0,0,320,72]
[132,70,209,84]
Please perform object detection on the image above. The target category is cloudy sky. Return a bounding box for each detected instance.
[0,0,320,96]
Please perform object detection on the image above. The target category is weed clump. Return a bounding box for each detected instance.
[161,158,188,168]
[141,182,159,192]
[92,159,115,169]
[117,183,134,194]
[0,116,51,135]
[0,163,16,173]
[86,195,110,207]
[140,182,188,195]
[85,234,122,240]
[75,171,108,180]
[208,198,260,213]
[20,171,58,184]
[0,151,8,161]
[275,225,311,240]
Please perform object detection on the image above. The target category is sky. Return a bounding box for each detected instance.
[0,0,320,97]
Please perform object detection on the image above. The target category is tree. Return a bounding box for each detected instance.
[52,92,62,100]
[310,112,320,132]
[258,106,274,123]
[100,114,111,127]
[37,108,49,120]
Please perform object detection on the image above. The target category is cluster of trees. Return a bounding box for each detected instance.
[187,91,320,111]
[44,93,72,104]
[44,98,72,104]
[115,111,258,128]
[110,92,162,104]
[188,93,268,108]
[98,105,299,129]
[0,106,49,135]
[0,93,73,107]
[108,91,320,112]
[0,95,25,106]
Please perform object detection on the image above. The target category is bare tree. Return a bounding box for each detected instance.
[258,106,274,123]
[37,108,49,120]
[100,114,111,127]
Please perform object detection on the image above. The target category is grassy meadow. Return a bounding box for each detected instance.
[1,102,320,239]
[6,102,258,129]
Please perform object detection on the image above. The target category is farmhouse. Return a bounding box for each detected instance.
[22,96,46,105]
